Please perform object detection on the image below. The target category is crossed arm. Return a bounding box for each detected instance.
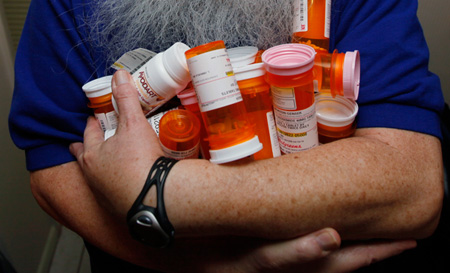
[30,70,443,272]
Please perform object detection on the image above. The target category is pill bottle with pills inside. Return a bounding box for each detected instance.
[292,0,332,53]
[185,40,262,164]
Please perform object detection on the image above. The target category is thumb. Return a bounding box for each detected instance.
[251,228,341,271]
[111,70,145,123]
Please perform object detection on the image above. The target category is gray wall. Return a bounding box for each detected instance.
[0,2,59,273]
[418,0,450,103]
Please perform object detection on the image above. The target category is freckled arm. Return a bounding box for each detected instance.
[164,127,443,240]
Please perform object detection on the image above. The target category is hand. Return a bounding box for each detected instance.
[70,70,164,217]
[162,230,416,273]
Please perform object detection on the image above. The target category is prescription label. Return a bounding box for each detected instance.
[293,0,308,32]
[267,111,281,157]
[161,142,200,160]
[293,0,331,38]
[95,111,118,132]
[187,48,242,112]
[324,0,331,38]
[111,48,157,74]
[274,104,318,153]
[271,87,297,110]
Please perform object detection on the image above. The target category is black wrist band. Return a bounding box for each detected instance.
[126,156,178,248]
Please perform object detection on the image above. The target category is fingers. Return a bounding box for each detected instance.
[69,116,103,160]
[251,228,341,271]
[111,70,146,127]
[317,239,417,273]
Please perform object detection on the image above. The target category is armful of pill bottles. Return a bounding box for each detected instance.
[70,69,443,244]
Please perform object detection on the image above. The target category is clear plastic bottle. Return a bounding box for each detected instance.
[234,63,281,160]
[292,0,332,53]
[262,43,318,154]
[315,93,358,143]
[159,109,201,160]
[82,75,118,132]
[185,40,262,164]
[112,42,192,117]
[177,87,211,160]
[313,50,360,100]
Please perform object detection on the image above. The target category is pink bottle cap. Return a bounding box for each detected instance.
[177,87,198,106]
[261,43,316,76]
[342,50,360,101]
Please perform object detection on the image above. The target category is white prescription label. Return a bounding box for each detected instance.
[147,110,171,136]
[111,48,157,74]
[267,111,282,157]
[293,0,308,32]
[274,104,318,154]
[271,87,297,110]
[324,0,331,38]
[161,142,200,160]
[187,48,242,112]
[95,111,118,132]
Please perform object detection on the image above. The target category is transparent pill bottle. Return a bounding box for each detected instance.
[262,43,318,154]
[315,93,358,144]
[112,42,192,117]
[82,75,118,132]
[185,40,262,164]
[292,0,332,53]
[177,87,211,160]
[314,50,360,100]
[234,63,281,160]
[159,109,201,160]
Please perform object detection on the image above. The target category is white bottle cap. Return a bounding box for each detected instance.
[209,136,263,164]
[162,42,192,84]
[342,50,360,101]
[315,93,358,128]
[82,75,113,98]
[228,46,259,68]
[147,52,189,99]
[234,63,265,82]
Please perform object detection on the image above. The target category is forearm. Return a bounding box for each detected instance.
[30,162,169,269]
[164,128,443,240]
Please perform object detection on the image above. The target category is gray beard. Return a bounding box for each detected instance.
[85,0,295,65]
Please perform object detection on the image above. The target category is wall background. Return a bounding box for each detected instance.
[418,0,450,103]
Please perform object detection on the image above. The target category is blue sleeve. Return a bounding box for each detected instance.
[8,0,107,171]
[330,0,445,139]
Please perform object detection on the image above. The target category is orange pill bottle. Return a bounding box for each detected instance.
[185,41,262,164]
[314,50,360,100]
[315,93,358,143]
[177,87,211,160]
[82,75,118,132]
[262,43,318,154]
[159,109,201,160]
[292,0,332,53]
[234,63,281,160]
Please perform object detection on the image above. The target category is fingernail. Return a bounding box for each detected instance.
[315,230,339,251]
[114,70,130,86]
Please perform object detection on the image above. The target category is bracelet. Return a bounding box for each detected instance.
[126,156,178,248]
